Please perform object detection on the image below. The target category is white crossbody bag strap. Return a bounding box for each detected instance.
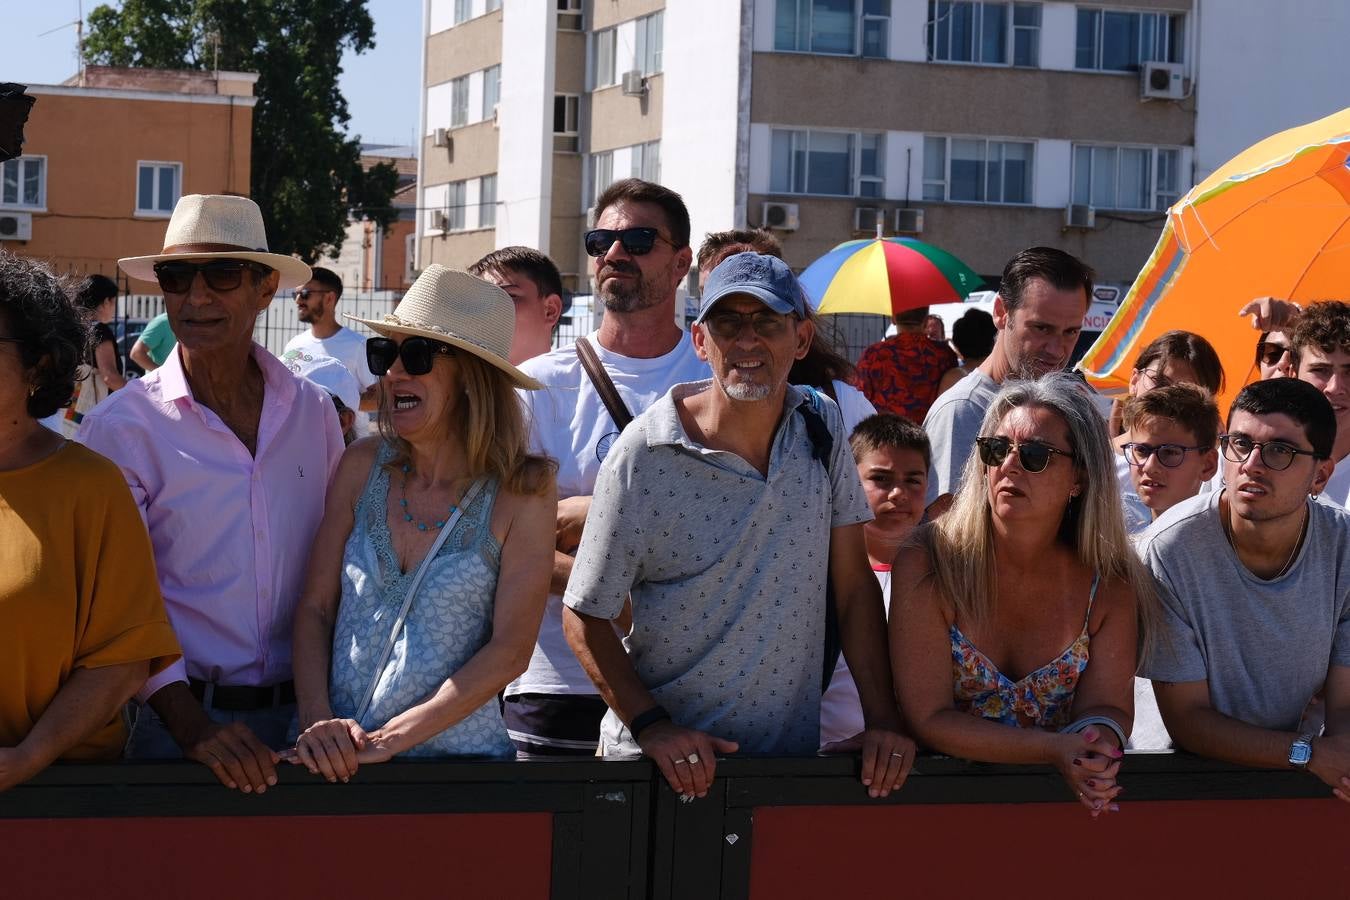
[354,477,489,722]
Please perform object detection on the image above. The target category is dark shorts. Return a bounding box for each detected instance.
[502,693,608,756]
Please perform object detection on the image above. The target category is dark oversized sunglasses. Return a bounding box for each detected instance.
[583,227,675,257]
[153,260,268,294]
[366,336,455,377]
[1219,434,1317,472]
[1123,442,1208,469]
[976,436,1073,474]
[1255,340,1291,368]
[701,310,795,340]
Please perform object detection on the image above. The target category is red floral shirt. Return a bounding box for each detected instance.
[853,332,959,423]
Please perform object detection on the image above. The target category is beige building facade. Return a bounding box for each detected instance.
[419,0,1215,294]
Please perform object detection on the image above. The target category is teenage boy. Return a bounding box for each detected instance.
[1142,378,1350,798]
[820,414,930,748]
[1119,384,1220,533]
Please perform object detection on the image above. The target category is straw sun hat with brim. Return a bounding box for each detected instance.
[118,194,312,288]
[347,265,544,391]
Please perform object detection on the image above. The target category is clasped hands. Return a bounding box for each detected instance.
[279,718,397,783]
[1053,727,1124,817]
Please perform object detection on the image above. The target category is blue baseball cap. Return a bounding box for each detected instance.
[694,252,808,324]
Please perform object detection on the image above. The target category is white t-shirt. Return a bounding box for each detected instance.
[1319,456,1350,509]
[509,330,710,696]
[283,327,377,436]
[832,380,876,435]
[819,565,891,747]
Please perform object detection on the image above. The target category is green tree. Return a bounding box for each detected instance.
[85,0,398,262]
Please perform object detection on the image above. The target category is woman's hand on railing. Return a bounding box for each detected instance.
[287,718,367,783]
[1050,727,1124,817]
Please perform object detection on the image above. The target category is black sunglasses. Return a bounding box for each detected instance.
[701,310,795,340]
[366,336,455,376]
[1255,340,1291,368]
[153,260,268,294]
[295,288,333,300]
[976,436,1074,473]
[1123,442,1208,469]
[583,227,675,257]
[1219,434,1317,472]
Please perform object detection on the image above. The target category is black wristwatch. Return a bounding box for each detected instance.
[1288,733,1315,769]
[629,705,671,741]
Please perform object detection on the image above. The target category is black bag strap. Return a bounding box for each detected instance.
[798,387,843,693]
[576,337,634,431]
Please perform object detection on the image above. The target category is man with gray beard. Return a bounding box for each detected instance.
[562,252,914,800]
[502,179,711,756]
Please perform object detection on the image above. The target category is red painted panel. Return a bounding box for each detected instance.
[3,813,550,900]
[748,800,1350,898]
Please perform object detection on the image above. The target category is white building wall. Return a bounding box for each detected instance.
[422,183,450,234]
[751,0,775,53]
[891,0,928,62]
[1034,139,1073,208]
[882,131,925,202]
[497,1,554,249]
[1038,2,1078,71]
[429,0,455,35]
[662,0,747,241]
[425,81,453,134]
[1195,0,1350,181]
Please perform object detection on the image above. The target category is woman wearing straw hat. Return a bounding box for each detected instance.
[289,265,557,777]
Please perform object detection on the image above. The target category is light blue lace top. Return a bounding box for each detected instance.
[329,443,513,758]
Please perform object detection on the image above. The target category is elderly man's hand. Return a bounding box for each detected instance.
[821,728,917,798]
[184,720,280,794]
[638,720,739,800]
[1308,734,1350,803]
[0,746,39,793]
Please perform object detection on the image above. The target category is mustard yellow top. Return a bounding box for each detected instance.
[0,441,180,759]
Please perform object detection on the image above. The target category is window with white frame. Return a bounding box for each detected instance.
[923,136,1033,204]
[590,151,614,206]
[446,180,468,230]
[450,75,469,127]
[775,0,855,55]
[482,65,500,120]
[769,129,884,197]
[861,1,891,58]
[636,12,664,75]
[1075,8,1184,72]
[927,1,1040,66]
[479,174,497,228]
[554,94,581,151]
[454,0,472,25]
[1072,144,1181,211]
[0,156,45,209]
[631,141,661,183]
[136,161,181,215]
[594,28,617,88]
[557,0,583,30]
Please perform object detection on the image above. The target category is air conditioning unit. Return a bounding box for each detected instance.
[433,127,450,149]
[853,206,884,233]
[621,70,647,96]
[0,212,32,241]
[491,105,500,128]
[1064,204,1096,229]
[761,201,800,231]
[431,210,450,231]
[1141,62,1185,100]
[894,207,925,234]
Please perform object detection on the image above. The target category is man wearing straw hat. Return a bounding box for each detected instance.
[81,194,345,794]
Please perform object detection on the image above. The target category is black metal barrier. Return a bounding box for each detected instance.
[2,753,1344,899]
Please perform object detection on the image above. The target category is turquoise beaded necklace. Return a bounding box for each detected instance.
[399,463,457,531]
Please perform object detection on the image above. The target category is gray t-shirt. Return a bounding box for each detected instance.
[922,368,1000,505]
[1140,490,1350,730]
[564,380,872,756]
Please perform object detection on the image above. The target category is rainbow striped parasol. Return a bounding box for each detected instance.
[799,236,984,316]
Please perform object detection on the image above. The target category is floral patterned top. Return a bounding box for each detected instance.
[949,574,1099,729]
[328,443,513,758]
[853,332,959,423]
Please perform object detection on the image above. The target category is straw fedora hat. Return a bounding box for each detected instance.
[118,194,312,288]
[347,265,543,390]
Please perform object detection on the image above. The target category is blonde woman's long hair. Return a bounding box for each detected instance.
[925,372,1157,646]
[378,348,555,497]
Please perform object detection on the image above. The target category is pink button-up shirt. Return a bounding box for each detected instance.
[80,343,344,702]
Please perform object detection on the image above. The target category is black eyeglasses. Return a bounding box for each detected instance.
[366,336,455,376]
[1256,340,1291,368]
[701,310,795,340]
[1219,434,1318,471]
[976,436,1074,473]
[1123,442,1208,468]
[1136,368,1175,389]
[583,227,676,257]
[153,260,268,294]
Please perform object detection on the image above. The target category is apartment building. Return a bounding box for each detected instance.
[331,145,420,293]
[1,66,255,289]
[418,0,1347,293]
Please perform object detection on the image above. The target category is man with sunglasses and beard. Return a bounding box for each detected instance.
[1142,378,1350,801]
[80,195,345,794]
[502,179,711,757]
[563,252,914,801]
[282,266,378,437]
[923,247,1094,518]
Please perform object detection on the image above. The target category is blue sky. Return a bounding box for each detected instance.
[6,0,422,147]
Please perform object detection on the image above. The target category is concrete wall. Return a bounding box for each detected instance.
[498,0,555,250]
[590,0,665,32]
[425,9,504,84]
[8,90,253,288]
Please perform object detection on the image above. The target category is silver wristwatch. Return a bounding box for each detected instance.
[1288,733,1315,768]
